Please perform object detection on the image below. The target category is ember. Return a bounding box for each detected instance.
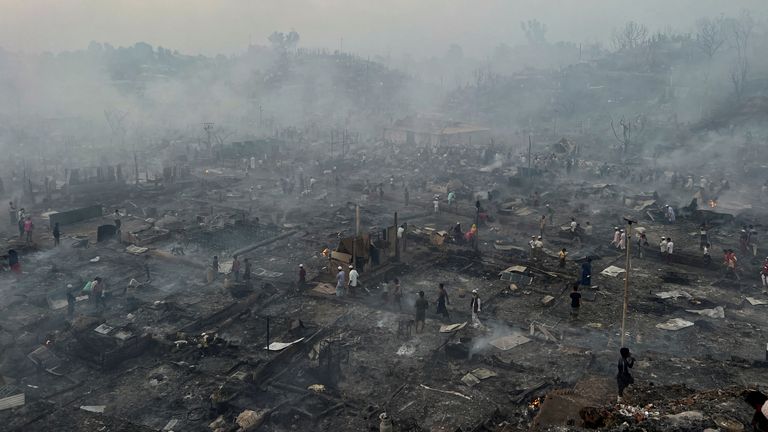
[529,397,542,409]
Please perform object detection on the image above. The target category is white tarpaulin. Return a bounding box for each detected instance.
[685,306,725,319]
[656,318,694,331]
[126,245,149,255]
[80,405,106,413]
[747,297,768,306]
[600,266,626,277]
[265,338,304,351]
[489,334,531,350]
[656,290,692,300]
[439,322,468,333]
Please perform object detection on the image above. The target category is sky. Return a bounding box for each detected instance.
[0,0,766,57]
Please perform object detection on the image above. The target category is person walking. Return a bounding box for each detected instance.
[17,209,25,239]
[114,209,122,240]
[533,236,544,261]
[392,278,402,311]
[53,222,61,246]
[559,248,568,268]
[397,223,407,252]
[617,347,635,402]
[580,258,592,287]
[618,229,626,250]
[570,283,581,319]
[611,227,621,247]
[634,232,645,258]
[231,255,241,282]
[23,216,33,246]
[7,249,20,275]
[436,283,450,320]
[348,265,359,297]
[665,237,674,264]
[724,249,739,280]
[703,242,712,265]
[414,291,428,333]
[546,204,555,227]
[470,289,482,328]
[699,223,709,251]
[751,225,760,257]
[743,390,768,432]
[528,236,536,260]
[335,266,346,297]
[298,264,306,287]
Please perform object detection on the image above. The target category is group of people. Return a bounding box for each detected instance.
[334,265,360,297]
[528,235,545,260]
[216,255,252,284]
[11,204,34,246]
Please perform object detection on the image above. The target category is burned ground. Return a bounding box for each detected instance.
[1,139,767,432]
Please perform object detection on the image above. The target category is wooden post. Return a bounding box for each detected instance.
[133,152,139,185]
[394,212,399,262]
[474,205,480,252]
[266,316,270,350]
[620,220,633,346]
[352,204,359,270]
[527,135,532,178]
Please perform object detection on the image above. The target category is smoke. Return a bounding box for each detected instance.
[468,319,528,357]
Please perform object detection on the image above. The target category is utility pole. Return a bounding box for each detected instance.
[474,200,480,252]
[133,152,139,185]
[620,217,635,346]
[265,316,270,350]
[527,134,533,178]
[352,204,359,270]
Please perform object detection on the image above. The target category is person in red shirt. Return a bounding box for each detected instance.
[761,257,768,289]
[23,217,33,245]
[724,249,739,280]
[744,390,768,432]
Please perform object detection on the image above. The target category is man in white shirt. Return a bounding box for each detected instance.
[534,236,545,260]
[660,237,668,257]
[666,237,674,263]
[666,205,676,223]
[528,236,536,259]
[612,227,621,247]
[397,223,407,251]
[347,265,359,297]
